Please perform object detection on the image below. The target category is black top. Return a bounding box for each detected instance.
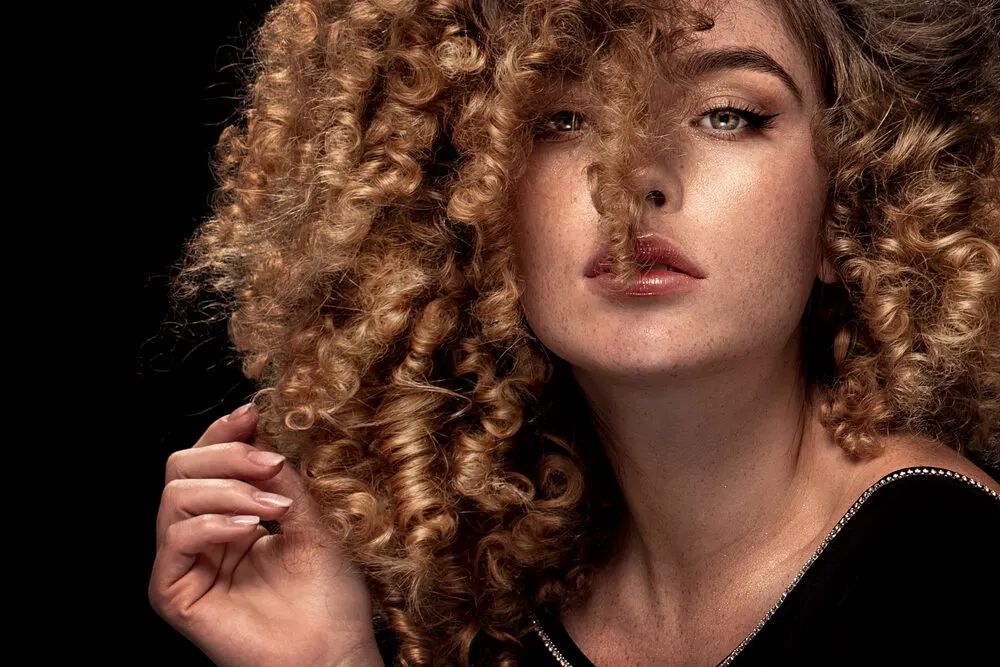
[377,467,1000,665]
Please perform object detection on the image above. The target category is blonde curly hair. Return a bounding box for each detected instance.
[172,0,1000,664]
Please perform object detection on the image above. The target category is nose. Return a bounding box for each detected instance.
[631,151,683,215]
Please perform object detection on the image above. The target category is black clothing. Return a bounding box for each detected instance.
[378,467,1000,665]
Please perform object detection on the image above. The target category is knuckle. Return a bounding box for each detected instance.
[161,522,181,549]
[210,413,231,430]
[164,449,185,478]
[149,591,185,625]
[160,481,176,508]
[169,598,201,625]
[147,578,166,613]
[161,478,189,506]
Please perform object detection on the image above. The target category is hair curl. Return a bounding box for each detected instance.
[171,0,1000,664]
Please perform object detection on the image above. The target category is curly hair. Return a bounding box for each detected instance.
[171,0,1000,664]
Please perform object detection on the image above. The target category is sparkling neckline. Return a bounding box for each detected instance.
[528,466,999,667]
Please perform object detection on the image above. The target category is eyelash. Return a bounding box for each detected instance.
[694,99,779,140]
[532,101,779,142]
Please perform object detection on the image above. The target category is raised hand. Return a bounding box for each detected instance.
[149,403,384,667]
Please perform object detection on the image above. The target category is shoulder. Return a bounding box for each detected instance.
[813,434,999,595]
[831,435,999,544]
[784,440,999,662]
[820,435,1000,600]
[846,432,999,498]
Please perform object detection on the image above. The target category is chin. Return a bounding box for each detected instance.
[556,346,710,382]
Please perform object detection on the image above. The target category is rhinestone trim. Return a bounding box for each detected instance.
[528,614,575,667]
[528,466,999,667]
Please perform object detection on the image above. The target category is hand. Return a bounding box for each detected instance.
[149,404,384,667]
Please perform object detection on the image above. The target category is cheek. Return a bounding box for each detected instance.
[705,143,823,264]
[513,224,603,364]
[513,220,574,353]
[690,139,826,324]
[512,150,596,315]
[512,179,561,337]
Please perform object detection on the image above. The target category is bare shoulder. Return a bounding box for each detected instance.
[863,433,999,495]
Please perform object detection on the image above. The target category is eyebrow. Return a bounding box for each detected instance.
[679,47,803,106]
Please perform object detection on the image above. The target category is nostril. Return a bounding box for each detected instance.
[646,189,666,206]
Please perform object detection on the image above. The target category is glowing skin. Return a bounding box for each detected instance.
[510,0,982,664]
[514,19,831,382]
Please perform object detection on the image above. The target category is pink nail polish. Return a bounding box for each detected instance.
[228,515,260,526]
[254,491,294,508]
[248,450,286,467]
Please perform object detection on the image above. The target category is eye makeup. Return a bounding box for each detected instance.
[692,98,780,140]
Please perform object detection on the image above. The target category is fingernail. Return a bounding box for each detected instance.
[254,491,294,508]
[247,450,285,467]
[228,515,260,526]
[229,402,256,420]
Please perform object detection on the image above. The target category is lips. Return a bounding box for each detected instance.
[584,234,707,279]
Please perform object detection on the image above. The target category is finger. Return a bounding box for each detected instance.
[149,514,264,618]
[248,458,327,539]
[218,524,271,577]
[166,441,287,485]
[156,478,294,550]
[192,403,258,449]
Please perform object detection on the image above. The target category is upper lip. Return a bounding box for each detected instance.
[584,234,707,279]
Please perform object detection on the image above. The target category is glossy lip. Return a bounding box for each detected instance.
[587,267,701,298]
[584,234,707,279]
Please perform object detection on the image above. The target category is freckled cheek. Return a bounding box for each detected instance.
[512,207,562,313]
[513,173,591,292]
[512,225,571,336]
[697,158,823,290]
[518,234,577,311]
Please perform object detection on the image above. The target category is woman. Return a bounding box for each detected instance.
[149,0,1000,665]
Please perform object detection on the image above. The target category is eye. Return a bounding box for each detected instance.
[532,110,588,141]
[695,101,779,140]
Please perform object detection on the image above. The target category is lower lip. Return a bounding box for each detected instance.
[587,267,702,297]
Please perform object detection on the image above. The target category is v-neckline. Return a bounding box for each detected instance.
[528,466,998,667]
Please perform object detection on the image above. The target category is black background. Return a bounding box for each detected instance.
[89,2,274,663]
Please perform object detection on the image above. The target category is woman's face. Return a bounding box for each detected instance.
[512,0,831,381]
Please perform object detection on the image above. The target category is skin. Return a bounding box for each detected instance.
[148,405,384,667]
[512,0,997,664]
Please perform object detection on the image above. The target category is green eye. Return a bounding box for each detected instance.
[693,102,780,140]
[705,108,747,131]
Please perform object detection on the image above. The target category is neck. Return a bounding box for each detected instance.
[569,338,847,615]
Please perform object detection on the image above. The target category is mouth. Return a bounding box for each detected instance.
[594,261,685,273]
[584,234,706,279]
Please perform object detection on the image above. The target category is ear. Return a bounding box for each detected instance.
[817,255,837,284]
